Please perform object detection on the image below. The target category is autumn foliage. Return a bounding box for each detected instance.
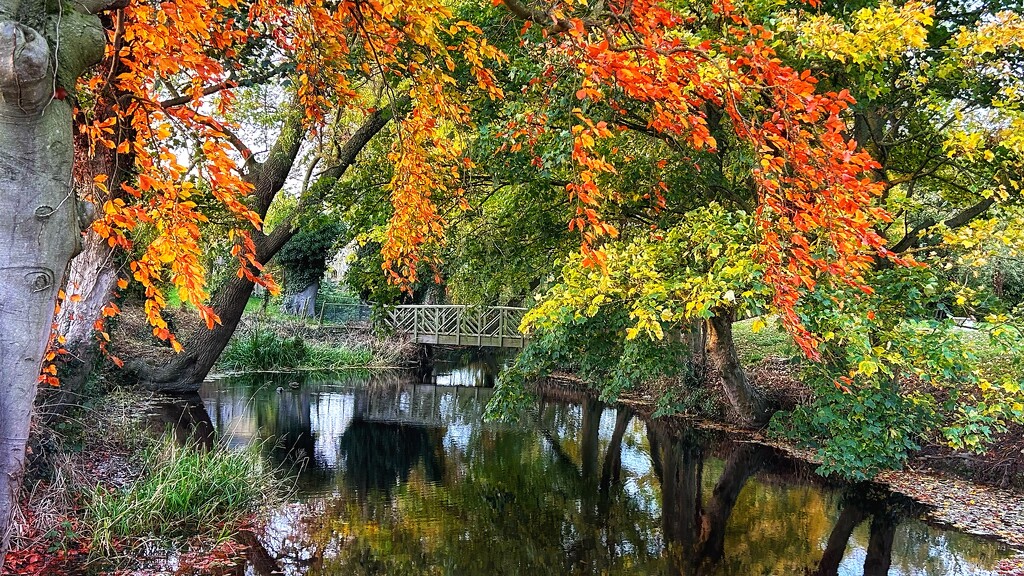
[491,0,913,357]
[71,0,504,352]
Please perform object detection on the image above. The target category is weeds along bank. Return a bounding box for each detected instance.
[4,388,282,574]
[2,299,415,574]
[216,317,415,372]
[109,301,418,374]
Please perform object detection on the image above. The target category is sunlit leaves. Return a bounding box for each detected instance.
[505,0,905,357]
[777,1,934,66]
[74,0,509,348]
[524,204,767,342]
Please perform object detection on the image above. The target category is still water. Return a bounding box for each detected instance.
[160,354,1014,575]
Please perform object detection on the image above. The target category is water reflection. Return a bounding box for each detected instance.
[154,369,1011,575]
[417,348,510,386]
[148,393,215,451]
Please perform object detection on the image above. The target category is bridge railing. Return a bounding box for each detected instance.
[382,305,529,348]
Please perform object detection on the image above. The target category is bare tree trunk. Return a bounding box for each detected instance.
[0,2,108,563]
[50,98,133,404]
[282,279,319,317]
[139,272,259,392]
[599,408,632,495]
[46,234,119,404]
[697,443,769,574]
[863,512,897,576]
[706,308,771,426]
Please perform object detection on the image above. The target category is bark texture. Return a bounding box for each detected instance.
[281,279,319,317]
[0,2,108,564]
[706,308,771,426]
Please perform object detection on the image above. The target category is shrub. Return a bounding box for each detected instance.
[219,323,374,370]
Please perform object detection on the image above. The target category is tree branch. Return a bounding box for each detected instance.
[72,0,129,15]
[500,0,599,34]
[889,196,996,254]
[259,96,411,256]
[158,64,290,108]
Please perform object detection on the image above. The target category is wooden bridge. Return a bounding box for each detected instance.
[382,305,529,348]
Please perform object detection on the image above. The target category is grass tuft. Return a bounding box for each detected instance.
[86,440,281,552]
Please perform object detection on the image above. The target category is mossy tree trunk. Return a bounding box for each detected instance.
[0,0,113,563]
[706,307,772,427]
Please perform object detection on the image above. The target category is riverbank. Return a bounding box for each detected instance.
[3,387,286,575]
[109,302,418,373]
[532,371,1024,555]
[6,363,1021,575]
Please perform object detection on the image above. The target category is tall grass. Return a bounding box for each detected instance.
[87,441,281,551]
[218,325,307,370]
[219,323,374,370]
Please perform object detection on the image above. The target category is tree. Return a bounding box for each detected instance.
[1,0,506,562]
[277,218,345,317]
[0,0,115,560]
[454,0,895,426]
[476,0,1024,473]
[765,0,1024,477]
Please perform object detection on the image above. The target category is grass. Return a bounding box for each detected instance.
[87,440,281,552]
[733,315,798,365]
[304,343,374,367]
[944,324,1024,382]
[218,323,375,370]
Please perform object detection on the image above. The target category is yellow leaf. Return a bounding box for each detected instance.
[751,317,766,334]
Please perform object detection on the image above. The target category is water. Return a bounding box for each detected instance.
[162,354,1014,575]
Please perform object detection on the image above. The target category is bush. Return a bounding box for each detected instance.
[219,325,307,370]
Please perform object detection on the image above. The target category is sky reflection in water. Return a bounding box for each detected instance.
[162,356,1013,576]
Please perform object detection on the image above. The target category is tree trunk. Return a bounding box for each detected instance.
[683,320,708,383]
[812,503,868,576]
[50,93,134,405]
[139,273,259,392]
[282,279,319,317]
[45,233,120,407]
[0,4,108,564]
[706,308,771,426]
[599,407,632,495]
[135,101,404,394]
[697,443,769,574]
[863,511,897,576]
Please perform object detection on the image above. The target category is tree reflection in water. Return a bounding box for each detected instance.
[150,369,1011,575]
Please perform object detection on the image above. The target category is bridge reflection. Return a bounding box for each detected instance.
[150,370,1010,576]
